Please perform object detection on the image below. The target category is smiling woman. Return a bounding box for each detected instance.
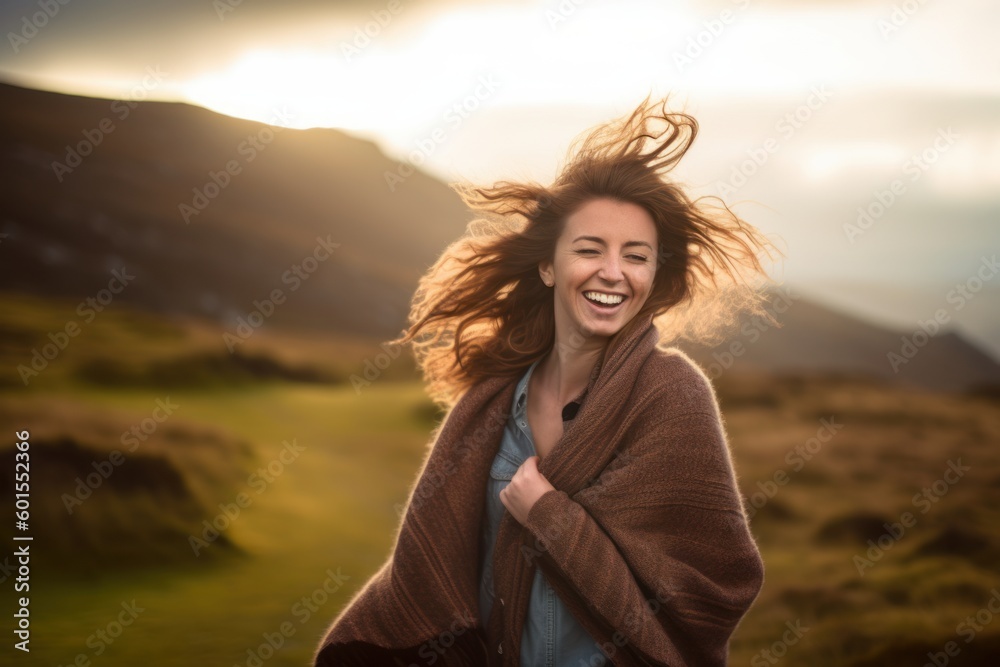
[538,198,659,344]
[389,92,785,409]
[313,93,785,667]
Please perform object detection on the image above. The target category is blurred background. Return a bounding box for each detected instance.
[1,0,998,665]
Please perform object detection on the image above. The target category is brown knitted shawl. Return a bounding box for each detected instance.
[314,312,765,666]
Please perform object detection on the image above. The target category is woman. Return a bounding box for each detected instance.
[314,93,784,666]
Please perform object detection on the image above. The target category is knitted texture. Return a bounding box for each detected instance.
[314,311,764,666]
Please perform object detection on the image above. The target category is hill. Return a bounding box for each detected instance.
[0,81,469,338]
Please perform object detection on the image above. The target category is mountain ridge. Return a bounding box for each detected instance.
[3,81,998,393]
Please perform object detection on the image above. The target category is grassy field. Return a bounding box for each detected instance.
[2,294,999,666]
[2,381,437,667]
[718,372,1000,665]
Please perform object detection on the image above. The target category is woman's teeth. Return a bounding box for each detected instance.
[583,291,625,306]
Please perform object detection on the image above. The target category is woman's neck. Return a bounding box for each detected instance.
[537,334,606,407]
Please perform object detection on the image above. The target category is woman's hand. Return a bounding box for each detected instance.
[499,456,556,526]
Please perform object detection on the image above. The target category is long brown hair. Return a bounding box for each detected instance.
[388,93,785,409]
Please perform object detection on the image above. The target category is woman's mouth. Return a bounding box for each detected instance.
[582,290,627,313]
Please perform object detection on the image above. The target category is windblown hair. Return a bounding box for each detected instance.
[388,93,785,409]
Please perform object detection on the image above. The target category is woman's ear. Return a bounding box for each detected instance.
[538,261,553,287]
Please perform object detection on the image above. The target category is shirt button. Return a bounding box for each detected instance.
[519,421,526,427]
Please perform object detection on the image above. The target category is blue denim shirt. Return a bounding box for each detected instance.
[479,358,608,667]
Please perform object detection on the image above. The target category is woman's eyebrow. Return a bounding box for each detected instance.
[572,235,654,251]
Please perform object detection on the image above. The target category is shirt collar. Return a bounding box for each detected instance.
[514,358,589,423]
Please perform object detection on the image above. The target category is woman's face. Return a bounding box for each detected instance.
[538,197,658,342]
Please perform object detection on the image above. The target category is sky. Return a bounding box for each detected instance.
[2,0,999,356]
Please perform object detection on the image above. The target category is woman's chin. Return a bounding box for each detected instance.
[573,315,625,339]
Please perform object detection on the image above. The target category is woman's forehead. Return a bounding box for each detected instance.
[561,200,658,243]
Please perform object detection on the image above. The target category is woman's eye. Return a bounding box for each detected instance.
[575,249,648,262]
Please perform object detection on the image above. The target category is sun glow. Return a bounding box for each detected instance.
[170,0,1000,190]
[177,3,696,135]
[182,49,381,131]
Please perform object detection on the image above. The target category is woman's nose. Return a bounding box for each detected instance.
[597,256,624,281]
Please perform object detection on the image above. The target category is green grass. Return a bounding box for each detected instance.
[4,296,1000,666]
[9,374,997,667]
[7,381,436,667]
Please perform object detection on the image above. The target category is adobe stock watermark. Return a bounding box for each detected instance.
[565,578,677,666]
[408,610,479,666]
[235,566,351,667]
[61,397,180,514]
[7,0,72,53]
[750,619,810,666]
[222,235,340,352]
[52,600,145,665]
[743,416,843,520]
[544,0,590,29]
[672,0,751,73]
[50,65,169,182]
[179,107,294,224]
[384,74,501,191]
[213,0,245,21]
[702,284,800,380]
[843,126,959,244]
[393,403,511,520]
[921,588,1000,667]
[853,458,969,576]
[350,340,404,394]
[715,85,833,198]
[17,267,135,386]
[877,0,931,40]
[887,254,998,373]
[189,438,305,555]
[520,448,640,566]
[0,554,17,585]
[339,0,403,61]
